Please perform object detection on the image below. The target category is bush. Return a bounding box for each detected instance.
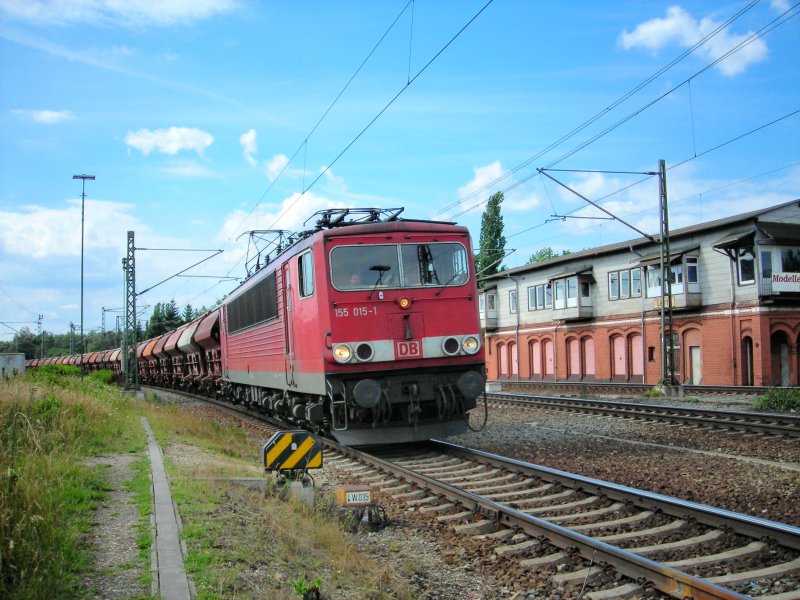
[644,386,664,398]
[88,369,117,385]
[754,388,800,413]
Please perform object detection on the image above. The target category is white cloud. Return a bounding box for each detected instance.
[265,154,290,182]
[457,161,505,200]
[11,109,74,124]
[319,166,346,193]
[125,127,214,156]
[618,6,768,77]
[0,199,140,259]
[161,162,220,178]
[771,0,791,12]
[217,192,346,245]
[0,0,239,28]
[239,129,258,166]
[453,161,542,216]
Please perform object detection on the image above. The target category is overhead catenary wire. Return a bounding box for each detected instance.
[427,0,765,220]
[222,0,495,281]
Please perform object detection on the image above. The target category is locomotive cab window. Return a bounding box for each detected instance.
[298,251,314,297]
[330,242,468,290]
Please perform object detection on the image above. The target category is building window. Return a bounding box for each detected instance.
[620,270,630,299]
[737,249,755,285]
[781,248,800,272]
[509,290,518,314]
[479,294,486,313]
[631,268,642,297]
[545,285,552,308]
[761,251,773,278]
[487,293,496,310]
[685,257,698,283]
[610,268,640,300]
[566,276,578,307]
[553,280,565,309]
[527,287,536,311]
[646,265,662,298]
[580,281,591,298]
[609,272,619,300]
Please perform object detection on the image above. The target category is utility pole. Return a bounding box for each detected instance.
[122,231,139,390]
[658,159,677,388]
[73,174,95,379]
[37,314,43,359]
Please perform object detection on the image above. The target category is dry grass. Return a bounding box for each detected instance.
[0,373,146,599]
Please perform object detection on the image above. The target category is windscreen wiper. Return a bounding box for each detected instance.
[367,265,391,299]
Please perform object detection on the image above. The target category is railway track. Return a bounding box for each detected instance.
[329,440,800,599]
[147,386,800,598]
[486,392,800,438]
[500,381,770,398]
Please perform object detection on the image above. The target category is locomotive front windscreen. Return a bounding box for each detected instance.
[331,243,468,291]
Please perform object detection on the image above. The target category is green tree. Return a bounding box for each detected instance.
[182,303,194,324]
[527,246,571,265]
[144,303,164,339]
[162,300,181,331]
[476,191,506,285]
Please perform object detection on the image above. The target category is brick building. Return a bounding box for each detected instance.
[479,199,800,387]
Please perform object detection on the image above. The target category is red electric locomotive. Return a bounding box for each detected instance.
[218,208,486,445]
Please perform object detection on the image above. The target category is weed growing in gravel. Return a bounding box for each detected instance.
[755,388,800,413]
[0,373,146,599]
[643,386,664,398]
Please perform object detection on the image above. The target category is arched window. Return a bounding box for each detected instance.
[630,333,643,378]
[741,336,753,386]
[567,338,581,379]
[543,339,555,378]
[611,335,627,380]
[582,337,595,378]
[684,329,702,385]
[498,343,509,378]
[530,340,542,379]
[509,343,518,377]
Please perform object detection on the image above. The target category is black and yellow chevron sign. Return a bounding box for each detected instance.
[262,430,323,472]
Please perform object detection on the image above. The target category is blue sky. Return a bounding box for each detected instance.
[1,0,798,340]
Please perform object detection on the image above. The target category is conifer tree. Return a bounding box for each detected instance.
[476,191,506,284]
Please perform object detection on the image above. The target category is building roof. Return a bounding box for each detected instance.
[484,198,800,281]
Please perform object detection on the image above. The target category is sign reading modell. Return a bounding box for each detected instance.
[772,272,800,293]
[263,430,323,472]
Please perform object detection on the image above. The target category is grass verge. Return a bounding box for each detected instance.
[0,368,147,599]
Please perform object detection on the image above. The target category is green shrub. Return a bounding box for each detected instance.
[88,369,117,385]
[754,388,800,413]
[644,386,664,398]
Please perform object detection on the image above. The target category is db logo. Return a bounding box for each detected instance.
[395,340,422,359]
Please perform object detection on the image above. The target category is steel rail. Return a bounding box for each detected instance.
[331,440,752,600]
[488,392,800,437]
[144,386,799,597]
[433,440,800,550]
[502,380,770,396]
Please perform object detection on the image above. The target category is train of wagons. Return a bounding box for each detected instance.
[28,208,487,446]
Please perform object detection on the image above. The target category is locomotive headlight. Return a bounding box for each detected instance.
[332,344,352,363]
[442,337,460,356]
[398,297,412,309]
[462,336,480,354]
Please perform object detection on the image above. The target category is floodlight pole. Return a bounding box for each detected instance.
[73,174,95,379]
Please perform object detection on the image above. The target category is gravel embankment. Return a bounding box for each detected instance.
[451,395,800,526]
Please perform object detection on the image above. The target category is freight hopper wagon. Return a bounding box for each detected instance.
[219,208,486,445]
